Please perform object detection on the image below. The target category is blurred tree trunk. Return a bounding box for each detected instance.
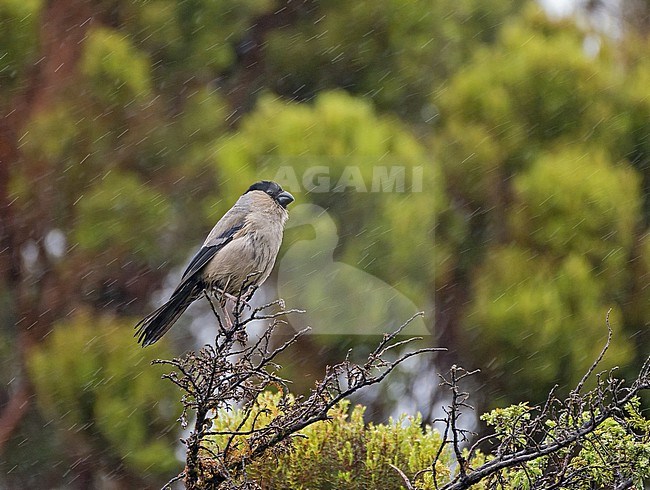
[0,0,94,454]
[621,0,650,35]
[225,0,313,122]
[584,0,650,36]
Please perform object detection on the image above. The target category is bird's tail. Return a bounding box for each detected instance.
[135,280,200,346]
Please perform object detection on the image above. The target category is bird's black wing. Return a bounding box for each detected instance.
[135,224,245,347]
[179,224,244,283]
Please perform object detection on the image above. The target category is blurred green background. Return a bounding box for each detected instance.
[1,0,649,487]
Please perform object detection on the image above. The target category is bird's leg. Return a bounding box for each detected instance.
[230,292,254,311]
[232,271,262,316]
[215,278,251,310]
[215,290,250,328]
[219,291,251,307]
[215,287,254,313]
[211,287,235,330]
[217,279,231,309]
[204,290,230,333]
[222,307,234,330]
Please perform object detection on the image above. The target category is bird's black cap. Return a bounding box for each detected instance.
[246,180,282,195]
[246,180,294,208]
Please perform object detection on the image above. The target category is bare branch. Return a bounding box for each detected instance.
[429,314,650,490]
[390,463,415,490]
[155,298,440,489]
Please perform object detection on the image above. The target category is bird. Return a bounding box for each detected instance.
[135,181,294,346]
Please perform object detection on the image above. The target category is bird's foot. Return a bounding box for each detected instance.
[219,291,253,311]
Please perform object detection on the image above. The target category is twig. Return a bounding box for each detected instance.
[389,463,415,490]
[160,470,185,490]
[155,298,441,488]
[433,313,650,490]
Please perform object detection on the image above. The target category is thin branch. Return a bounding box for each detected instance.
[155,297,440,489]
[390,463,415,490]
[434,313,650,490]
[572,308,613,397]
[160,471,185,490]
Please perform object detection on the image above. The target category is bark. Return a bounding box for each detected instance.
[0,0,95,454]
[0,383,30,452]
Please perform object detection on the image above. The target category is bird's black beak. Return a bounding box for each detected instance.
[276,191,294,208]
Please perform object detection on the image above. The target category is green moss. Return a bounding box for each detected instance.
[207,391,451,489]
